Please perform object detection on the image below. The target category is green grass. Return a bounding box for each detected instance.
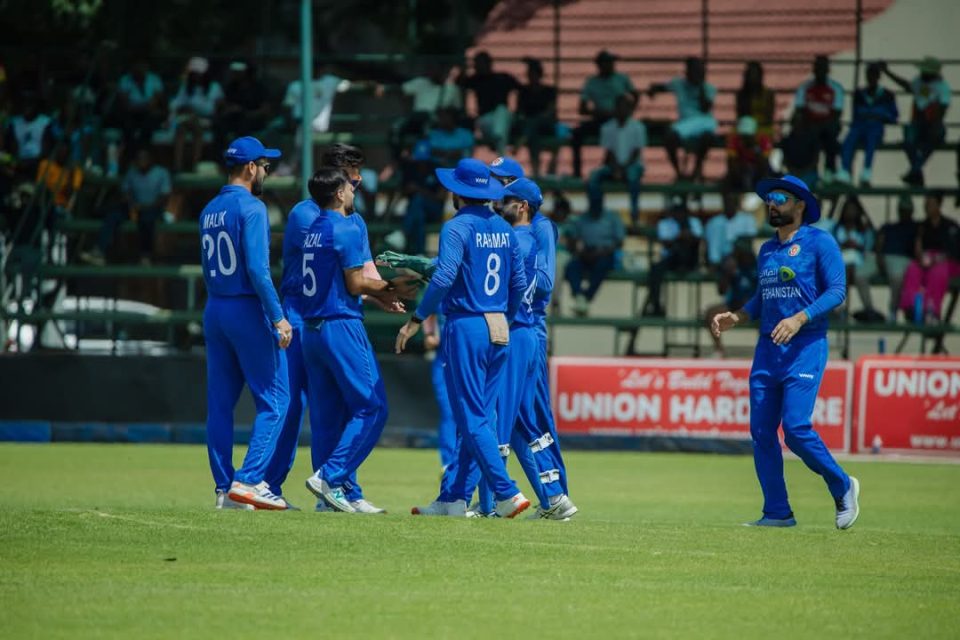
[0,444,958,639]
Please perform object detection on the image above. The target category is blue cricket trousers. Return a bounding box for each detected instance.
[436,315,520,503]
[204,296,289,492]
[301,317,388,492]
[750,335,850,519]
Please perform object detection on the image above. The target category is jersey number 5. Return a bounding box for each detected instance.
[202,231,237,278]
[302,253,317,297]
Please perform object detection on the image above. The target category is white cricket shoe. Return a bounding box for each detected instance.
[527,495,578,521]
[411,499,467,516]
[215,490,254,510]
[495,492,531,519]
[350,499,387,514]
[465,501,496,518]
[226,481,288,510]
[305,472,356,513]
[835,476,860,530]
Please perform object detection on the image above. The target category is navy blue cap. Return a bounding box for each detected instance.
[223,136,281,167]
[756,174,821,223]
[489,156,525,180]
[435,158,505,201]
[503,177,543,212]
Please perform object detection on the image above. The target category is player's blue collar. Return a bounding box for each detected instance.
[776,225,809,245]
[454,204,495,217]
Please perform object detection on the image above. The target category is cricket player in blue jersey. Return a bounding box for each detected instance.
[471,178,578,520]
[201,136,292,511]
[265,144,402,513]
[396,158,532,518]
[298,168,413,513]
[712,175,860,529]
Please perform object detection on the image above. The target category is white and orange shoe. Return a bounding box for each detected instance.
[411,500,467,516]
[226,481,288,511]
[215,490,254,511]
[495,492,531,519]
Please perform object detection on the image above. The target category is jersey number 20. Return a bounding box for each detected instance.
[202,231,237,278]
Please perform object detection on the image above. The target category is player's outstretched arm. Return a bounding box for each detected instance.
[711,309,750,337]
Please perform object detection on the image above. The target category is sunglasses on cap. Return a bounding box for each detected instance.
[765,192,797,207]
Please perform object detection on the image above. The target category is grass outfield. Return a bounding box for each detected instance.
[0,444,958,639]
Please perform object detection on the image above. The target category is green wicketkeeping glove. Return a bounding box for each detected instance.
[375,251,436,281]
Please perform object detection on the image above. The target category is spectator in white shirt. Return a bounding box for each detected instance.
[115,58,166,148]
[587,94,646,226]
[390,65,463,159]
[704,191,758,268]
[168,57,224,172]
[643,202,703,317]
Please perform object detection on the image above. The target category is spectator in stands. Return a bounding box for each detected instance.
[780,116,821,188]
[169,56,224,172]
[36,141,82,216]
[649,57,718,185]
[457,51,519,154]
[587,94,646,227]
[115,57,166,149]
[703,239,757,358]
[391,65,463,158]
[724,115,772,192]
[643,201,703,317]
[401,140,445,256]
[898,192,960,322]
[736,61,776,138]
[793,55,844,184]
[80,147,171,266]
[282,61,353,136]
[4,91,54,181]
[834,197,883,323]
[837,62,898,187]
[571,50,638,178]
[564,194,625,316]
[875,195,918,322]
[427,107,474,166]
[881,57,951,187]
[513,57,559,178]
[705,191,758,270]
[216,61,271,150]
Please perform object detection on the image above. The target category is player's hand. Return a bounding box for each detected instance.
[389,275,421,299]
[395,319,421,354]
[770,312,807,346]
[274,318,293,349]
[368,295,406,313]
[711,311,739,337]
[424,333,440,350]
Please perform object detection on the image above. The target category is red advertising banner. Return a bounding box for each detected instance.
[550,357,852,452]
[856,357,960,455]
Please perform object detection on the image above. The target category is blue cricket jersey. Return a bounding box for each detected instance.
[415,204,527,320]
[513,225,539,328]
[200,184,282,322]
[299,210,366,322]
[742,225,846,338]
[280,198,322,326]
[529,212,558,321]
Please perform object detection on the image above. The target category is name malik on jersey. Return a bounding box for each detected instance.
[202,211,227,229]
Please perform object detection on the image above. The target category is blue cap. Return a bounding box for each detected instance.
[223,136,281,167]
[503,177,543,212]
[435,158,505,201]
[489,156,525,180]
[756,174,821,223]
[411,140,433,162]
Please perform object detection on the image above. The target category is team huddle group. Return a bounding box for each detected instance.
[201,135,574,520]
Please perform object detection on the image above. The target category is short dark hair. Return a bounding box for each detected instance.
[927,190,945,204]
[308,167,350,207]
[320,143,364,170]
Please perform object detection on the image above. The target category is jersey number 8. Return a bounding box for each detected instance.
[202,231,237,278]
[484,252,501,296]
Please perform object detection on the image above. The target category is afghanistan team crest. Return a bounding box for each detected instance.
[788,244,801,257]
